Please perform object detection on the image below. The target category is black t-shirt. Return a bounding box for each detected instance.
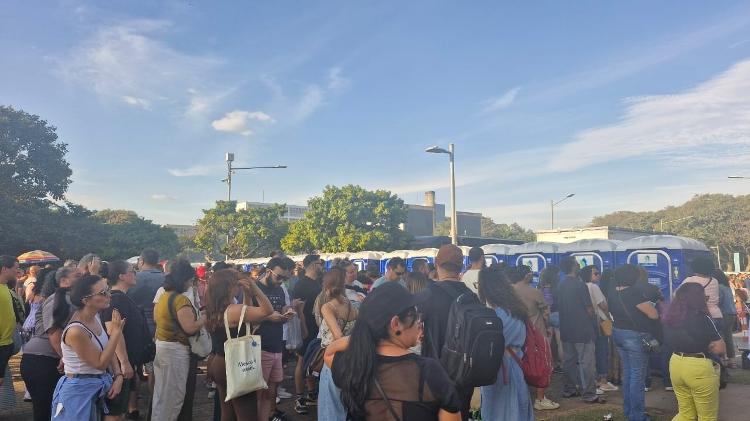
[256,281,286,353]
[293,275,322,341]
[101,290,146,364]
[331,352,460,420]
[418,280,474,359]
[608,287,653,333]
[557,276,596,343]
[664,313,722,354]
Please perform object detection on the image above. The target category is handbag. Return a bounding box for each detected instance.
[617,289,660,353]
[600,317,613,337]
[223,305,267,400]
[307,302,352,377]
[168,292,212,359]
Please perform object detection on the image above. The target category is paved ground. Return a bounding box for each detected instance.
[2,354,750,421]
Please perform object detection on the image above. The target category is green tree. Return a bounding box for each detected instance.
[281,185,410,253]
[194,201,289,260]
[92,209,180,261]
[0,106,72,202]
[435,216,535,242]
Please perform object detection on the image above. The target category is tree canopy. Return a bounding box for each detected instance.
[434,216,536,242]
[281,185,410,253]
[194,201,289,260]
[590,194,750,271]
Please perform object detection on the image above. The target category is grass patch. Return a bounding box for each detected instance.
[539,405,671,421]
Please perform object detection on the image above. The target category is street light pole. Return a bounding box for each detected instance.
[550,193,575,230]
[426,143,458,245]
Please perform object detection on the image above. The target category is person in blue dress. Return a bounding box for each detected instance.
[478,267,535,421]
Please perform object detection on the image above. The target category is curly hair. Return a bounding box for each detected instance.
[478,267,528,322]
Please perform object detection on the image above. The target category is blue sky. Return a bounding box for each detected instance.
[4,1,750,230]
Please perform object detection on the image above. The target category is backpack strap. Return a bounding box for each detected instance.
[373,376,402,421]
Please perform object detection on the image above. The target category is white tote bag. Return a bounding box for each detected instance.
[224,305,267,400]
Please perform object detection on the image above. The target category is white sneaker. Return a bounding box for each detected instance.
[644,387,651,392]
[596,388,605,395]
[599,382,618,391]
[277,387,293,399]
[534,398,560,410]
[665,386,674,391]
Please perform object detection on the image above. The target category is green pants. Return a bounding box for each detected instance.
[669,354,719,421]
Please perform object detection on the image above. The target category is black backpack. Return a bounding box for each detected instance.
[437,285,504,388]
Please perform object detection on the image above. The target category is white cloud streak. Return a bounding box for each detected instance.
[167,165,216,177]
[122,95,150,109]
[549,59,750,172]
[211,110,275,136]
[481,87,521,114]
[150,193,177,201]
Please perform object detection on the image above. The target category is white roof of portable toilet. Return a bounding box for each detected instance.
[407,248,439,258]
[327,252,350,261]
[348,251,383,260]
[512,241,560,254]
[481,244,517,255]
[381,250,410,259]
[557,239,621,253]
[616,235,709,252]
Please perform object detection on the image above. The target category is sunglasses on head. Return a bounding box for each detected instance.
[82,286,110,300]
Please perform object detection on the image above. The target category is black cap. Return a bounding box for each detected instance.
[359,282,427,331]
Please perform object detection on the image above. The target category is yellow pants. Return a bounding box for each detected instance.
[669,354,719,421]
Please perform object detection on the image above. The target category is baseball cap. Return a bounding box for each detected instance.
[435,244,464,270]
[359,282,427,331]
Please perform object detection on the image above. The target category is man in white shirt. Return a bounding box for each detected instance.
[460,247,484,294]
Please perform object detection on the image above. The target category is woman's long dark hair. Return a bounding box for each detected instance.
[478,267,528,322]
[663,282,709,328]
[70,275,102,307]
[712,269,730,287]
[51,267,78,329]
[107,260,130,286]
[337,305,418,419]
[204,269,240,332]
[163,258,195,293]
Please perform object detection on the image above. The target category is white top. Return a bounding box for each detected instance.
[586,283,608,321]
[62,316,109,375]
[461,269,480,294]
[153,286,201,311]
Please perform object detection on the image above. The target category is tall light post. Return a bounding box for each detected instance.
[222,152,287,259]
[223,152,287,202]
[426,144,457,245]
[550,193,575,230]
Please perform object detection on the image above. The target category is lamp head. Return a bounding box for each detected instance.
[425,146,449,154]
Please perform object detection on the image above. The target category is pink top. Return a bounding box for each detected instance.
[682,275,722,319]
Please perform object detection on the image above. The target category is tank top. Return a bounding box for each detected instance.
[61,316,109,375]
[318,302,355,347]
[210,322,247,356]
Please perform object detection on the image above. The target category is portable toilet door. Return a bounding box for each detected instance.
[557,239,621,273]
[348,251,383,272]
[616,235,711,301]
[407,248,439,271]
[512,242,561,286]
[380,250,411,274]
[481,244,517,267]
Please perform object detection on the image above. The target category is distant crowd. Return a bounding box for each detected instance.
[0,245,746,421]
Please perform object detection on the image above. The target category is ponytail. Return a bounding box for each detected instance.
[51,287,71,330]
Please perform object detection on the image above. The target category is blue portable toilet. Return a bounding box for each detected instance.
[348,251,383,272]
[481,244,517,267]
[380,250,411,274]
[511,242,561,286]
[616,235,712,301]
[557,239,621,273]
[323,253,350,270]
[406,248,439,271]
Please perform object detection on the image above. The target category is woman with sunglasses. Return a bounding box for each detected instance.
[51,275,125,420]
[326,282,461,421]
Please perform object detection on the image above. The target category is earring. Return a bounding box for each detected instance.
[395,330,402,336]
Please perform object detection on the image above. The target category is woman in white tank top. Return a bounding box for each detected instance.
[51,275,125,421]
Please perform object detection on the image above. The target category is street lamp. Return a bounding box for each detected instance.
[550,193,575,230]
[223,152,287,201]
[426,144,457,245]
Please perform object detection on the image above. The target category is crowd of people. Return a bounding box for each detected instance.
[0,245,747,421]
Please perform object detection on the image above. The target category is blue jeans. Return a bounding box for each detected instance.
[595,333,609,379]
[613,329,650,421]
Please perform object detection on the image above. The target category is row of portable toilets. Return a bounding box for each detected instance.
[229,235,712,301]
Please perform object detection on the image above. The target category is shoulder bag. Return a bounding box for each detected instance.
[223,305,267,400]
[168,292,211,358]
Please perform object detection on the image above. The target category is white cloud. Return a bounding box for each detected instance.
[167,165,216,177]
[56,19,222,112]
[122,95,150,109]
[549,59,750,172]
[481,87,521,114]
[150,193,177,201]
[262,67,349,125]
[211,110,275,136]
[327,67,350,92]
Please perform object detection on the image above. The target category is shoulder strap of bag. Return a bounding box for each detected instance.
[373,376,402,421]
[168,292,193,337]
[617,288,641,330]
[224,304,250,340]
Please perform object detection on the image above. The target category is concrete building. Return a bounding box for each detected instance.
[404,191,482,237]
[236,201,308,222]
[535,226,655,243]
[164,224,198,238]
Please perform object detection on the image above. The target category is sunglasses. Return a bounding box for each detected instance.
[395,271,406,276]
[82,286,111,300]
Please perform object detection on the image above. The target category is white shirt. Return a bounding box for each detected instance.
[461,269,480,294]
[586,283,608,321]
[153,286,201,312]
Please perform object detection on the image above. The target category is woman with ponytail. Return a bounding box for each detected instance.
[20,266,81,421]
[326,282,460,421]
